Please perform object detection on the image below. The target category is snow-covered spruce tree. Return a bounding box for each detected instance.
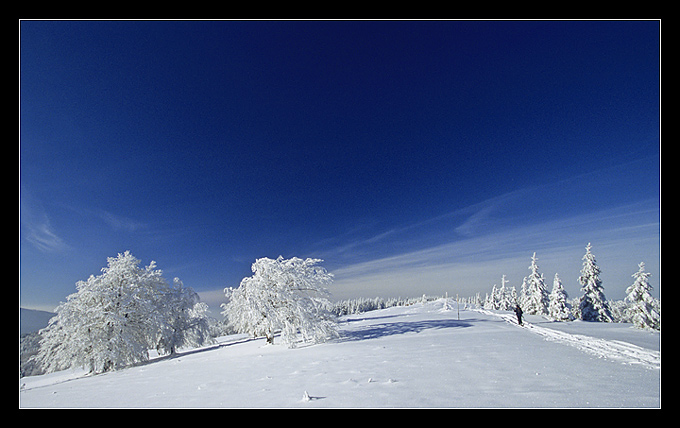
[36,252,210,374]
[578,243,613,322]
[548,273,571,321]
[518,276,528,309]
[523,253,549,315]
[625,262,660,330]
[484,284,498,310]
[498,275,514,310]
[221,256,337,348]
[509,286,518,309]
[442,292,452,311]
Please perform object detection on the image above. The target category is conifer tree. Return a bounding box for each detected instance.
[498,275,513,310]
[524,252,549,315]
[625,262,660,330]
[548,273,571,321]
[519,276,528,310]
[578,243,613,322]
[484,284,499,310]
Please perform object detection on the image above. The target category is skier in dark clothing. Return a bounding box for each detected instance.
[514,304,523,326]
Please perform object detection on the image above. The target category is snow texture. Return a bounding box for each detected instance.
[20,299,660,408]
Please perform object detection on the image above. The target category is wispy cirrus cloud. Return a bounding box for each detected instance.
[23,217,69,253]
[20,188,70,253]
[324,159,660,301]
[330,199,660,301]
[58,203,149,234]
[97,210,147,232]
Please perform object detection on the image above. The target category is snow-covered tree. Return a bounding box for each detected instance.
[548,273,571,321]
[625,262,660,330]
[36,251,211,374]
[519,276,528,309]
[523,253,549,315]
[484,284,500,310]
[498,275,515,310]
[221,256,337,348]
[442,292,452,311]
[491,284,499,309]
[155,278,213,355]
[578,243,613,322]
[37,252,159,373]
[509,286,518,309]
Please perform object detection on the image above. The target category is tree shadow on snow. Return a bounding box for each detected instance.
[336,318,473,343]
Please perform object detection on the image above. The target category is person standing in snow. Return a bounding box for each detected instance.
[514,304,523,326]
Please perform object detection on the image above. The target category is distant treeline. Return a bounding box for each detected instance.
[331,295,440,316]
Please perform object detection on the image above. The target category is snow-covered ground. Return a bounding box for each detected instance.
[19,300,660,408]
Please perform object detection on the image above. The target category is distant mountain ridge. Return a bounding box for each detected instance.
[20,308,55,336]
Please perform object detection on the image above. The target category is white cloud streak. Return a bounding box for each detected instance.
[23,217,69,253]
[325,156,661,302]
[97,210,147,232]
[329,198,659,302]
[330,205,659,301]
[20,187,70,253]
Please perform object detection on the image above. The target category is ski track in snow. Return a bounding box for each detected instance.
[474,309,661,370]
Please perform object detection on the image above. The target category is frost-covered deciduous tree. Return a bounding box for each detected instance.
[625,262,660,330]
[156,278,213,355]
[36,251,211,374]
[221,256,337,348]
[548,273,571,321]
[524,253,549,315]
[578,243,613,322]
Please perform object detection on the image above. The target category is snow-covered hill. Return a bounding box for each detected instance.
[19,300,660,408]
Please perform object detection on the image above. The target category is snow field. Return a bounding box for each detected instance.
[475,308,661,370]
[19,300,660,408]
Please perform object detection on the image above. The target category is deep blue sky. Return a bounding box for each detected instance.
[20,20,660,312]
